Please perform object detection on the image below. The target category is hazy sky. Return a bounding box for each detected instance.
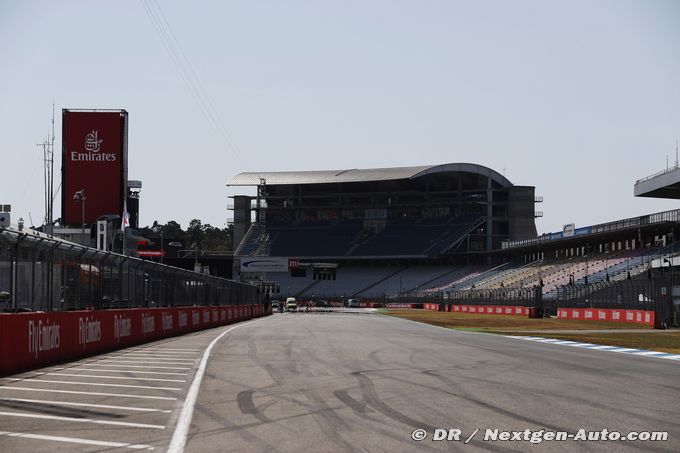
[1,0,679,234]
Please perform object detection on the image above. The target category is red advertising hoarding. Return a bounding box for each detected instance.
[0,304,271,376]
[62,110,128,225]
[557,308,654,326]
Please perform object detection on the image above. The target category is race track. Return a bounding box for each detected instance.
[1,311,678,452]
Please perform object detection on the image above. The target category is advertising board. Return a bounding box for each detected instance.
[62,110,128,225]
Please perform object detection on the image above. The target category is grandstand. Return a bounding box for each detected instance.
[228,163,539,297]
[227,161,680,328]
[229,163,538,258]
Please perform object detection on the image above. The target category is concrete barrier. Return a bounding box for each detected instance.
[422,303,534,316]
[0,304,270,376]
[450,304,535,317]
[385,303,418,309]
[557,308,654,326]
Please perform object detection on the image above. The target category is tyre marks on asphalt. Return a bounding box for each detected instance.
[351,371,438,432]
[234,318,445,450]
[421,369,567,431]
[236,389,272,423]
[333,390,373,414]
[300,388,355,453]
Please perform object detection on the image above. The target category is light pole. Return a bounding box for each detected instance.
[73,189,86,240]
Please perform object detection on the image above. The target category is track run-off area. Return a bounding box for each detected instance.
[0,311,678,452]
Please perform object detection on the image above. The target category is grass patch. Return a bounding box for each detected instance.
[382,310,680,353]
[383,309,651,332]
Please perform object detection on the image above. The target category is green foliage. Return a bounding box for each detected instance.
[140,219,233,251]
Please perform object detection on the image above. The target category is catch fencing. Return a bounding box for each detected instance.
[0,227,258,312]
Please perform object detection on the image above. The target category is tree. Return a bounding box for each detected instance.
[187,219,204,248]
[139,219,233,251]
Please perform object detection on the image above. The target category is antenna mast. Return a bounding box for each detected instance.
[37,138,49,227]
[36,103,56,235]
[49,102,55,234]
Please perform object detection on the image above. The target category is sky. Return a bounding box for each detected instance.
[1,0,679,234]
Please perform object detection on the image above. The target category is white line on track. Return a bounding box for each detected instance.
[117,351,198,355]
[0,397,172,413]
[92,359,196,365]
[134,348,199,352]
[111,357,197,362]
[79,363,191,370]
[57,367,189,376]
[109,354,197,360]
[44,373,186,383]
[1,377,181,391]
[0,386,177,400]
[93,357,196,363]
[0,410,165,429]
[104,351,195,356]
[0,430,154,450]
[168,319,260,453]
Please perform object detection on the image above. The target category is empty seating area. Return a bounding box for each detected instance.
[264,265,492,299]
[363,266,460,297]
[352,214,482,257]
[268,220,362,257]
[267,266,402,298]
[237,214,483,258]
[442,245,673,301]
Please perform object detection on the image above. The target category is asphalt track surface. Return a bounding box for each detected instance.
[0,311,678,452]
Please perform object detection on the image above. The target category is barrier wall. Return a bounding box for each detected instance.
[421,303,535,316]
[450,304,535,317]
[557,308,654,326]
[0,304,270,376]
[385,303,418,309]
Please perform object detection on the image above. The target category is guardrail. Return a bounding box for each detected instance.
[635,164,680,185]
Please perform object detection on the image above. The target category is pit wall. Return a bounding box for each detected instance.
[557,308,654,326]
[0,304,270,376]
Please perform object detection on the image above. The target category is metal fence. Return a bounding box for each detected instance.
[445,287,537,307]
[382,287,537,309]
[555,279,657,311]
[407,271,678,326]
[0,227,258,312]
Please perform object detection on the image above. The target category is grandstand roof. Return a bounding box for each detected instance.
[634,165,680,199]
[228,163,512,187]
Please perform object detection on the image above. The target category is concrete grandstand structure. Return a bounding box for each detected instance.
[227,161,679,329]
[228,163,539,297]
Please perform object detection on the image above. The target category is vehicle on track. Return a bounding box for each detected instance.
[346,298,360,308]
[286,297,298,312]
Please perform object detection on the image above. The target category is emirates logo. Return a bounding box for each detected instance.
[71,130,116,162]
[85,130,103,152]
